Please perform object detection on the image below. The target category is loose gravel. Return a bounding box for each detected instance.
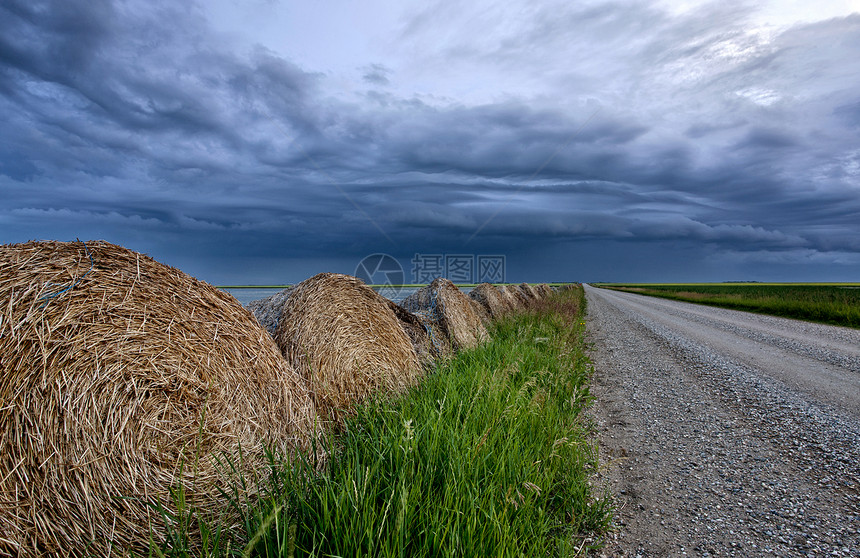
[585,285,860,557]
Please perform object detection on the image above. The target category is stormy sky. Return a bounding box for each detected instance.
[2,0,859,284]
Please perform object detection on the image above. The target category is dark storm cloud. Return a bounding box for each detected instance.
[0,0,325,178]
[1,0,859,282]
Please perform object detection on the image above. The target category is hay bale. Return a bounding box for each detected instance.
[534,283,554,298]
[275,273,421,422]
[385,299,441,367]
[0,240,317,556]
[518,282,539,301]
[400,278,489,351]
[469,297,492,327]
[497,284,524,310]
[502,284,530,309]
[246,286,295,337]
[395,302,455,360]
[469,283,513,320]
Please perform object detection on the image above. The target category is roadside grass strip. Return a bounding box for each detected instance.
[149,288,611,557]
[599,283,860,329]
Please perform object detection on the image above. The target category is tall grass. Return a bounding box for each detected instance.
[600,283,860,329]
[145,287,611,557]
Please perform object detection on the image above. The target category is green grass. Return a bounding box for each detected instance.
[144,287,610,557]
[597,283,860,329]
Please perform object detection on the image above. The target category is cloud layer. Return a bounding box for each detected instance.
[1,0,859,283]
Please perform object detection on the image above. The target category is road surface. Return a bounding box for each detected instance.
[585,285,860,556]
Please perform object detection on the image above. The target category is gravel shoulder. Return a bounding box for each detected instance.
[585,285,860,557]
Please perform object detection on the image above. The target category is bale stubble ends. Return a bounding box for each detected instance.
[0,240,318,556]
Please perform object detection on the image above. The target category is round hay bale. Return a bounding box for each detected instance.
[396,303,455,360]
[469,297,492,327]
[502,284,531,309]
[246,286,295,338]
[400,278,489,351]
[0,241,317,556]
[518,282,539,301]
[534,283,554,298]
[469,283,513,320]
[497,284,524,310]
[275,273,421,422]
[385,299,440,367]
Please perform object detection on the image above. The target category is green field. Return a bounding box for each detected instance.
[149,287,610,556]
[596,283,860,329]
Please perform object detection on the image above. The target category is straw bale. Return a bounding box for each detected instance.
[396,302,454,360]
[275,273,421,422]
[469,298,492,326]
[497,284,524,310]
[518,282,539,301]
[400,278,489,351]
[246,286,295,337]
[0,240,317,556]
[385,299,441,367]
[502,284,531,309]
[534,283,554,298]
[468,283,513,320]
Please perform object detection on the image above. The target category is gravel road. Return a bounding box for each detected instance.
[585,285,860,557]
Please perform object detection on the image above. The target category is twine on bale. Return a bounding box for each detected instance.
[409,284,447,356]
[37,239,93,308]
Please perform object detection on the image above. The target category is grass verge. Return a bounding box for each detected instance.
[597,283,860,329]
[146,286,610,557]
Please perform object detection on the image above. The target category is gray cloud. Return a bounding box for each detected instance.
[362,63,391,86]
[1,0,859,283]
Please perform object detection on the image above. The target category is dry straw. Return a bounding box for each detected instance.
[400,278,489,351]
[502,284,531,309]
[275,273,421,423]
[469,297,492,327]
[497,284,524,310]
[468,283,514,321]
[518,282,540,301]
[0,240,317,556]
[534,283,554,298]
